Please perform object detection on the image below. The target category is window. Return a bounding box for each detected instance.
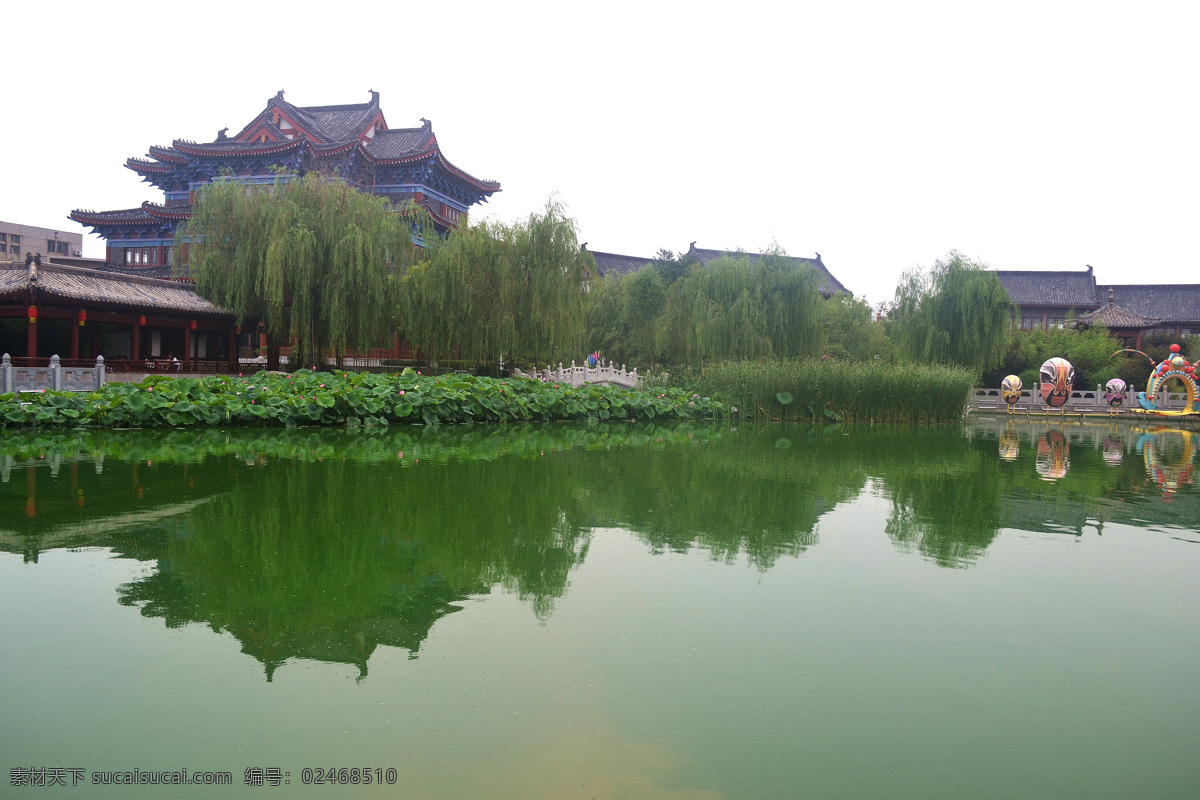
[57,241,70,254]
[9,245,18,254]
[10,235,20,246]
[48,239,56,251]
[0,233,7,243]
[123,247,159,266]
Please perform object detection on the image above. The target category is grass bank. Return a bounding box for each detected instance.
[683,359,974,423]
[0,369,722,429]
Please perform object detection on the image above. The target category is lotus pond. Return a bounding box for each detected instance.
[3,419,1199,799]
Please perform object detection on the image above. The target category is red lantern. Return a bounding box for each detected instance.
[189,319,198,331]
[137,315,146,327]
[77,309,87,327]
[27,306,37,324]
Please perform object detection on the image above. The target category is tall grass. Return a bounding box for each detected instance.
[679,359,974,423]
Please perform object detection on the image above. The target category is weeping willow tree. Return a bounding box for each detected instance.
[887,251,1010,375]
[400,199,590,365]
[180,172,424,369]
[657,251,825,363]
[582,265,667,366]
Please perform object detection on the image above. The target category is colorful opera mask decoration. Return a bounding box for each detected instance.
[1105,378,1127,408]
[1000,375,1023,406]
[999,430,1020,461]
[1035,431,1069,481]
[1039,358,1074,408]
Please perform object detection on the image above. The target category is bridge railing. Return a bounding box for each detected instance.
[513,360,661,389]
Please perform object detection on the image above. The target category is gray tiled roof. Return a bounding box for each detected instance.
[689,246,849,297]
[1108,285,1200,325]
[367,125,435,159]
[70,207,155,225]
[0,263,229,316]
[995,269,1098,307]
[586,249,654,278]
[89,263,179,280]
[301,102,380,142]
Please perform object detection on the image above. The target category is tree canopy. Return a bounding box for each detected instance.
[887,251,1010,375]
[658,251,825,363]
[399,199,590,366]
[180,172,422,369]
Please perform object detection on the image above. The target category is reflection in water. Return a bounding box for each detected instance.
[1035,431,1070,481]
[999,429,1020,461]
[4,420,1199,679]
[1103,435,1124,466]
[1138,428,1198,500]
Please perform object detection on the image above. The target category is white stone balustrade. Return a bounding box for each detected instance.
[512,359,656,389]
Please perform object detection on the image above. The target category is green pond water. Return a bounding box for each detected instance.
[2,419,1199,799]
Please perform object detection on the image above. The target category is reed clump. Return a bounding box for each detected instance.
[686,359,974,423]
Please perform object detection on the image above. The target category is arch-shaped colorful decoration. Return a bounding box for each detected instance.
[1039,358,1074,408]
[1131,343,1200,416]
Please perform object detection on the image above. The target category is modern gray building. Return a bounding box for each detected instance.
[0,221,84,262]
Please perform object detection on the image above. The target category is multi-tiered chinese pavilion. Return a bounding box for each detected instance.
[0,91,499,365]
[71,90,500,274]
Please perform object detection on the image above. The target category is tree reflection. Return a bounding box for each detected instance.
[8,420,1194,677]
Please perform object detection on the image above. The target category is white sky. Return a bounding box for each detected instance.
[5,1,1197,307]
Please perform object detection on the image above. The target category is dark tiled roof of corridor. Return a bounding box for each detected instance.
[0,263,229,316]
[585,249,654,278]
[995,269,1098,307]
[1109,285,1200,324]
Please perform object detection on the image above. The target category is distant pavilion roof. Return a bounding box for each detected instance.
[687,244,848,297]
[1076,288,1159,329]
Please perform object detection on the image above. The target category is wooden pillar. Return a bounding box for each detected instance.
[228,324,238,369]
[1135,330,1143,351]
[131,316,140,362]
[69,313,80,360]
[27,306,37,359]
[393,332,400,360]
[183,324,192,365]
[267,339,280,371]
